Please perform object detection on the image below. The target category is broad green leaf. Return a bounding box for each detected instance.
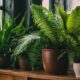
[67,6,80,34]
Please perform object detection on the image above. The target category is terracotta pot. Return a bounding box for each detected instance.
[42,48,69,75]
[73,63,80,78]
[0,54,5,68]
[18,58,28,70]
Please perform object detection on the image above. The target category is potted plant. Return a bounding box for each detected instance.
[30,4,74,75]
[17,53,29,70]
[0,15,26,68]
[11,33,45,70]
[56,5,80,77]
[12,4,71,75]
[11,4,79,75]
[0,17,14,68]
[67,6,80,78]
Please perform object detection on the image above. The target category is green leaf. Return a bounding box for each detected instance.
[11,33,41,64]
[31,4,64,42]
[12,14,27,36]
[67,6,80,34]
[55,5,69,30]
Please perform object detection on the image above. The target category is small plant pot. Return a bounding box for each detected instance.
[73,63,80,78]
[42,48,69,75]
[42,49,57,74]
[0,54,5,68]
[18,58,28,70]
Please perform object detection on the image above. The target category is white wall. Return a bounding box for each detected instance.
[67,0,80,13]
[42,0,49,9]
[71,0,80,10]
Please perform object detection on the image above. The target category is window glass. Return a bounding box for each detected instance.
[67,0,80,13]
[42,0,65,11]
[55,0,64,8]
[0,10,2,29]
[42,0,49,9]
[0,0,3,6]
[0,0,3,29]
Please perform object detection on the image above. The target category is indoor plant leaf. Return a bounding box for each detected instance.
[31,4,65,42]
[67,6,80,35]
[55,5,69,30]
[11,33,41,64]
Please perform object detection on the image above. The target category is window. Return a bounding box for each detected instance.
[42,0,50,9]
[0,0,3,28]
[42,0,64,12]
[55,0,64,8]
[42,0,55,10]
[67,0,80,13]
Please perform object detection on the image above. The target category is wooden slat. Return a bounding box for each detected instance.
[0,75,13,80]
[0,69,80,80]
[27,71,80,80]
[13,76,27,80]
[0,69,27,77]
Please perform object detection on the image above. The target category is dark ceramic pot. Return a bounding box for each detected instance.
[42,48,69,75]
[18,58,28,70]
[0,54,5,68]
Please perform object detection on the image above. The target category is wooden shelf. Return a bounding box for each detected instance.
[0,69,79,80]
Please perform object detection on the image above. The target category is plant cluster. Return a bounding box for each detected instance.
[11,4,80,70]
[30,4,76,60]
[56,5,80,62]
[0,15,27,67]
[11,4,70,70]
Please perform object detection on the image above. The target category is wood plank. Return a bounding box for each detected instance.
[0,69,27,77]
[0,69,80,80]
[13,76,27,80]
[27,71,80,80]
[0,75,13,80]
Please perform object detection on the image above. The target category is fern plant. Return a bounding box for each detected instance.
[11,4,73,63]
[56,5,80,62]
[11,33,41,61]
[31,4,80,61]
[31,4,66,43]
[0,14,27,68]
[12,4,80,69]
[11,32,49,69]
[67,6,80,62]
[30,4,74,57]
[55,5,69,31]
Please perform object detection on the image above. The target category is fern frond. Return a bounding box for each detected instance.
[11,14,27,36]
[11,33,41,63]
[55,5,69,30]
[31,4,64,42]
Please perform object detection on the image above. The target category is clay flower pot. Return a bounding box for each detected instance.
[0,54,5,68]
[73,63,80,78]
[18,57,28,70]
[42,48,69,75]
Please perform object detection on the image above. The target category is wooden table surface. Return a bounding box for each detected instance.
[0,69,80,80]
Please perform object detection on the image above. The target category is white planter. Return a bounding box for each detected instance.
[73,63,80,78]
